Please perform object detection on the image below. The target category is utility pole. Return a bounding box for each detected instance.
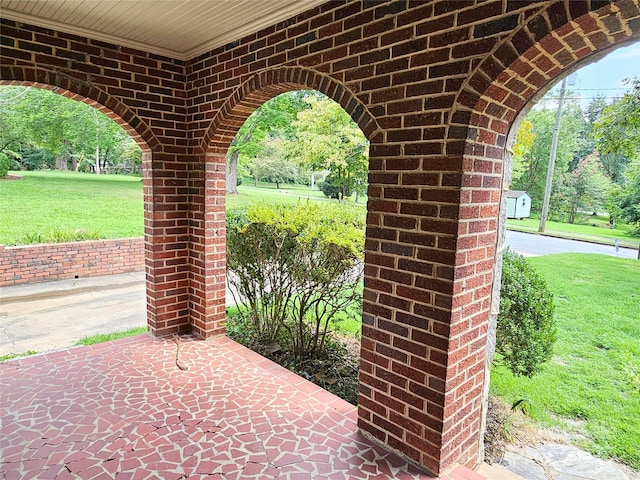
[539,76,568,233]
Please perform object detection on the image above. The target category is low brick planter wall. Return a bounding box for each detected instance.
[0,237,144,286]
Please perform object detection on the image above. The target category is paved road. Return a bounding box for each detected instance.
[1,231,637,356]
[505,230,639,259]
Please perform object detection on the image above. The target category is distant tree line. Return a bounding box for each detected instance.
[511,77,640,234]
[0,86,142,177]
[226,90,368,202]
[3,77,637,234]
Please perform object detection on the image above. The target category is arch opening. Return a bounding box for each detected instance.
[486,42,640,469]
[188,67,380,341]
[193,74,376,405]
[0,82,154,355]
[455,6,640,470]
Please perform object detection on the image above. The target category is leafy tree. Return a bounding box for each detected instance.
[512,99,585,211]
[592,77,640,162]
[599,152,631,186]
[581,95,631,185]
[251,138,301,188]
[590,78,640,232]
[0,86,131,172]
[0,87,33,158]
[226,91,312,194]
[291,95,368,202]
[554,152,612,223]
[20,147,55,171]
[511,119,535,184]
[119,140,143,173]
[608,158,640,234]
[319,174,353,200]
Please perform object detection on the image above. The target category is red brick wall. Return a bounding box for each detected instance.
[0,238,144,286]
[2,0,639,475]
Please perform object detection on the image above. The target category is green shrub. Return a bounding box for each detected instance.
[226,202,364,359]
[0,153,10,178]
[318,174,353,200]
[497,249,557,377]
[18,228,103,245]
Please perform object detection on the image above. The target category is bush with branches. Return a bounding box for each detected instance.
[226,202,364,359]
[497,249,557,377]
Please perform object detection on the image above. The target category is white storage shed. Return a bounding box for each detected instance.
[506,191,531,219]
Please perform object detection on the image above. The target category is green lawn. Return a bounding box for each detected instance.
[0,170,144,244]
[75,326,148,346]
[491,253,640,469]
[0,171,357,245]
[227,182,345,210]
[3,171,635,248]
[507,215,638,248]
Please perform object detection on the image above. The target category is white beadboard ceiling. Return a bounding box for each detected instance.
[0,0,328,60]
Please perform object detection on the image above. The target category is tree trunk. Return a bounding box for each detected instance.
[95,145,101,174]
[226,150,239,194]
[55,155,68,170]
[92,109,101,174]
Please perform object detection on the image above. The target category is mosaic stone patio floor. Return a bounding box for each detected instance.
[0,334,485,479]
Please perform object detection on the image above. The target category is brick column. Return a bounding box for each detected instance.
[188,150,227,338]
[358,139,497,474]
[144,150,192,336]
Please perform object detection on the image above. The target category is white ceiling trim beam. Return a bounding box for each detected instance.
[0,0,327,61]
[1,8,187,59]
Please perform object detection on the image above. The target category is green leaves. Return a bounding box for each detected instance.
[497,249,557,377]
[228,91,369,200]
[0,86,134,171]
[226,203,364,359]
[593,77,640,161]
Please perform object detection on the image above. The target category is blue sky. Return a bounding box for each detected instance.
[543,40,640,106]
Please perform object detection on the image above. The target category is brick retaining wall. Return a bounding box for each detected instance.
[0,238,144,286]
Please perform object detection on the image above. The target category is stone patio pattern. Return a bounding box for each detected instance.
[1,334,484,480]
[2,0,639,475]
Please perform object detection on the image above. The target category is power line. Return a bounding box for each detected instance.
[537,95,625,102]
[569,87,630,91]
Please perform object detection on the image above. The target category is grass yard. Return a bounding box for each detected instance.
[75,326,148,346]
[226,182,353,210]
[491,253,640,469]
[0,170,144,244]
[0,171,357,245]
[507,215,638,248]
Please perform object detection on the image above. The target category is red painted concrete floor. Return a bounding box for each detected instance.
[0,334,485,480]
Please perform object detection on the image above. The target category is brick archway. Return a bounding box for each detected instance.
[448,0,640,470]
[0,66,158,149]
[187,66,381,338]
[3,0,640,476]
[0,67,178,338]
